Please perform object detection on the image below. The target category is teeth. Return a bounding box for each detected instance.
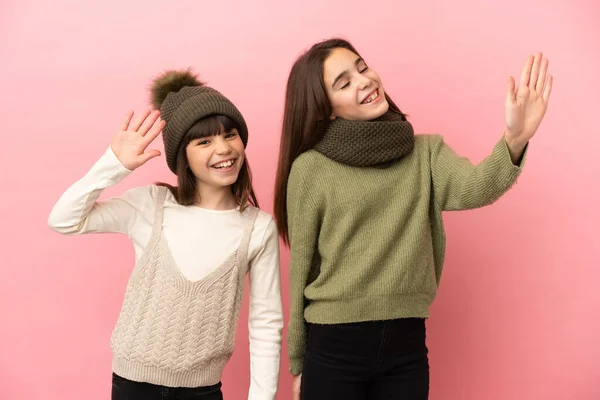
[213,160,234,169]
[364,90,378,104]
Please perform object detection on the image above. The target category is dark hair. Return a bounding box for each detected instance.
[273,38,406,245]
[157,115,259,211]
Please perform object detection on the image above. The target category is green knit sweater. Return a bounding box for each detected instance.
[286,134,526,375]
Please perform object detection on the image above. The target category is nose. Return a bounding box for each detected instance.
[214,135,232,154]
[357,75,372,90]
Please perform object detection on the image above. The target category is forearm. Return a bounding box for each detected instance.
[248,298,283,399]
[47,146,133,234]
[431,135,526,211]
[247,220,284,399]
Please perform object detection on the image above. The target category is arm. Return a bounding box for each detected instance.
[47,146,139,235]
[286,161,320,376]
[431,51,553,211]
[247,219,284,400]
[47,110,164,235]
[429,134,526,211]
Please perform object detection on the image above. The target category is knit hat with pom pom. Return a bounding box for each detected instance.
[150,69,248,174]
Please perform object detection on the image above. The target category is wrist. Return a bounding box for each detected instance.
[109,145,134,171]
[503,131,527,165]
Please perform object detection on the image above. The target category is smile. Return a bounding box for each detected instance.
[361,88,381,105]
[210,158,236,171]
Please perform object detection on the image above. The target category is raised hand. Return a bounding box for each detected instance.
[111,110,165,171]
[504,52,553,162]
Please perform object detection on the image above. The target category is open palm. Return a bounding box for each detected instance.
[505,52,553,144]
[111,110,165,171]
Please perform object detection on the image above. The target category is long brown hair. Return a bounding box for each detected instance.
[157,115,259,211]
[273,38,406,245]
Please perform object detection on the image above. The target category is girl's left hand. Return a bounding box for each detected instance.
[504,52,553,162]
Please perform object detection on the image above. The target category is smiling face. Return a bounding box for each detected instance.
[185,128,245,190]
[323,47,389,121]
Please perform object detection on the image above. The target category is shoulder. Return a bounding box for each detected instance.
[290,150,329,177]
[246,207,277,240]
[412,134,446,161]
[245,207,279,258]
[415,133,443,148]
[132,184,174,202]
[119,185,173,221]
[118,184,160,206]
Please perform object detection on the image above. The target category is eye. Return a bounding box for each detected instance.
[340,82,350,89]
[197,139,210,146]
[358,61,369,73]
[225,132,238,139]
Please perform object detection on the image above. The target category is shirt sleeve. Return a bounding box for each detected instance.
[47,146,148,235]
[247,218,284,399]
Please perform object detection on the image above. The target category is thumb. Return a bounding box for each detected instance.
[139,149,161,165]
[506,76,516,105]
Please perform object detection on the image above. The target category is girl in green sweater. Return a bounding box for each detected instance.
[273,38,552,400]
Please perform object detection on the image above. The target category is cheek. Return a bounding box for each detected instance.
[232,140,246,158]
[369,72,383,89]
[186,149,208,171]
[332,92,356,112]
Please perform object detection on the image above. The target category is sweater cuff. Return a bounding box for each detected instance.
[289,358,304,376]
[499,136,528,169]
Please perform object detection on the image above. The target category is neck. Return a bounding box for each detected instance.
[194,184,237,210]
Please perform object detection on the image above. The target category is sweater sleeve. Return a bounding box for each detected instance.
[247,218,284,400]
[430,135,526,211]
[286,159,321,375]
[47,146,146,235]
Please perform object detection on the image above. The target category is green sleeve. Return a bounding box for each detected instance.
[430,135,526,211]
[286,159,321,375]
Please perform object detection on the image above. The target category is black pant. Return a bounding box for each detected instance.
[301,318,429,400]
[111,373,224,400]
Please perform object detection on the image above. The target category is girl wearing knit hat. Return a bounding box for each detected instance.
[274,38,552,400]
[48,70,283,399]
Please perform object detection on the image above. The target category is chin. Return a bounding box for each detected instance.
[221,174,241,187]
[376,99,390,116]
[358,98,390,121]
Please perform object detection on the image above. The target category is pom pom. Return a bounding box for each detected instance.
[150,69,203,109]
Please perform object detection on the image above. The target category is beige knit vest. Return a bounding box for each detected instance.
[110,187,258,387]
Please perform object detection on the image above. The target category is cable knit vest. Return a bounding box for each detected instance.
[110,187,258,387]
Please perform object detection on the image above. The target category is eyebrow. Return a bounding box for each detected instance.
[332,57,364,88]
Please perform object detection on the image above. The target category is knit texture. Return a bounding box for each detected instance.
[286,134,526,375]
[159,85,248,173]
[110,187,258,387]
[313,111,415,166]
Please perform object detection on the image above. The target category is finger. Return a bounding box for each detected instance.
[519,54,534,87]
[130,109,152,131]
[121,111,134,131]
[529,52,542,89]
[535,58,548,94]
[506,76,516,105]
[138,110,161,135]
[542,75,553,102]
[143,119,166,145]
[139,149,161,165]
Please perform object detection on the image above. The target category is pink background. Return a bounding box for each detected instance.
[1,0,598,399]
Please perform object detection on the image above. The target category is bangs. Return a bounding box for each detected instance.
[184,115,240,143]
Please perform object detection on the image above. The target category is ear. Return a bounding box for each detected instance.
[317,114,336,121]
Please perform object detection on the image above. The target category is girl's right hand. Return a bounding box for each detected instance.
[111,110,165,171]
[292,373,302,400]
